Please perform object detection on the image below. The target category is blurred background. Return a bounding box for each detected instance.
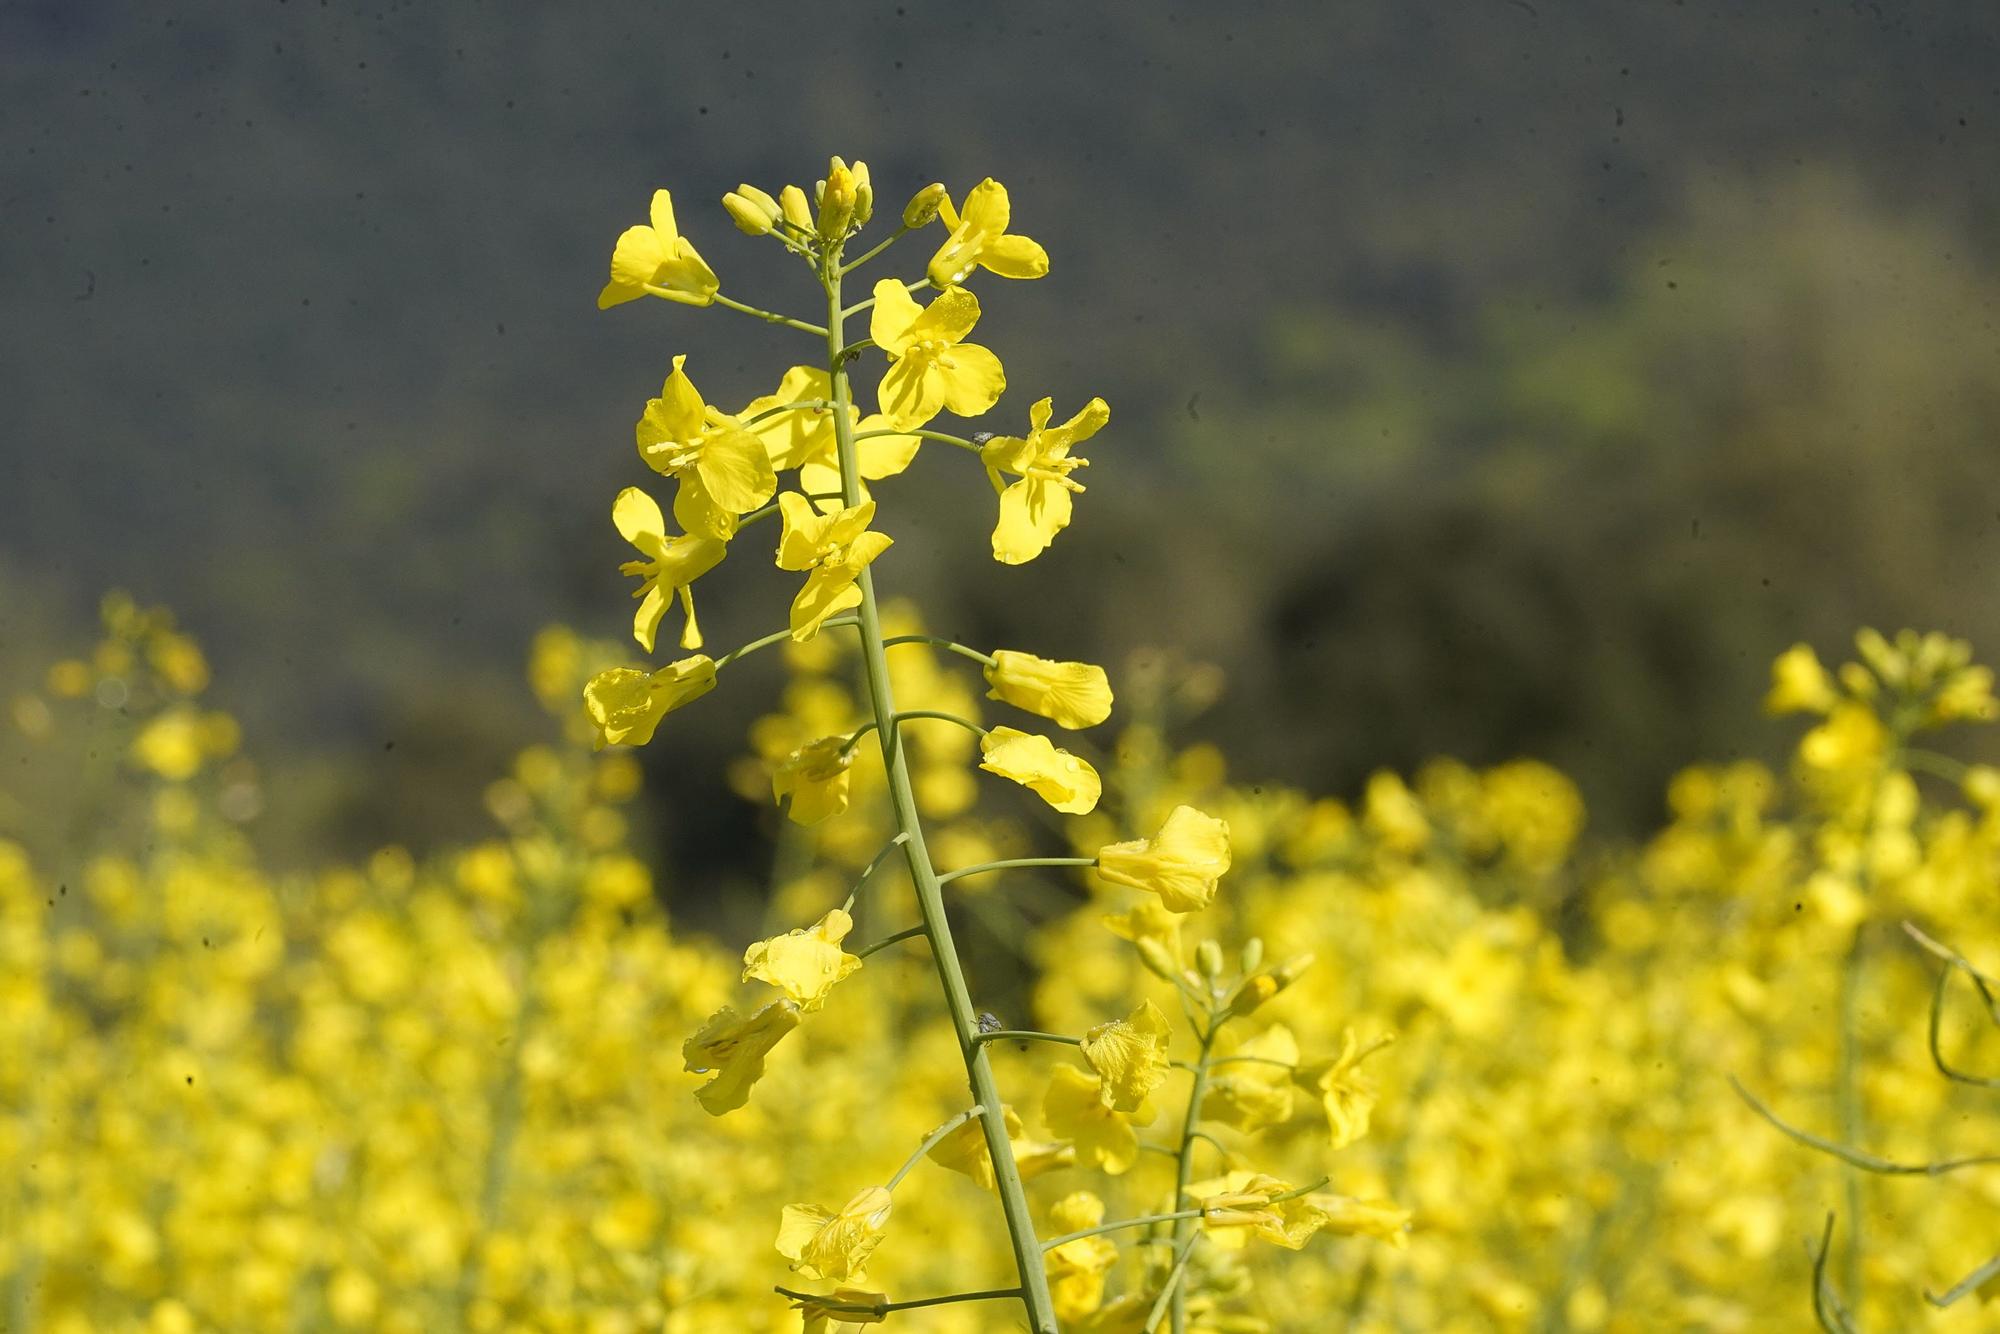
[3,0,1997,891]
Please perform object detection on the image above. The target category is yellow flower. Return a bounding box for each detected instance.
[742,909,862,1011]
[597,189,719,309]
[926,179,1050,287]
[612,486,727,651]
[1314,1192,1413,1248]
[797,413,925,502]
[1202,1024,1298,1132]
[788,1288,888,1331]
[682,1000,802,1115]
[1043,1064,1142,1174]
[1044,1191,1118,1321]
[1186,1172,1329,1250]
[1095,805,1232,912]
[1765,643,1839,715]
[983,650,1113,729]
[979,397,1107,564]
[925,1105,1071,1188]
[979,726,1101,814]
[581,657,717,748]
[775,1186,893,1281]
[775,494,895,641]
[869,280,1006,428]
[636,356,776,539]
[742,365,838,470]
[1079,1000,1171,1113]
[1102,898,1189,982]
[773,736,855,825]
[1300,1029,1388,1150]
[131,707,232,781]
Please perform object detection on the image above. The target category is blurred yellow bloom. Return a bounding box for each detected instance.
[582,657,716,748]
[131,708,217,781]
[775,494,894,642]
[776,1186,893,1281]
[1096,805,1232,912]
[926,179,1050,287]
[612,486,727,652]
[1045,1191,1118,1320]
[979,396,1107,564]
[597,188,719,309]
[1798,701,1887,776]
[1102,898,1188,980]
[1043,1064,1142,1174]
[1079,1000,1171,1113]
[1187,1172,1329,1251]
[979,726,1101,814]
[773,736,855,826]
[742,909,862,1011]
[1203,1025,1298,1132]
[1313,1193,1413,1249]
[682,1000,802,1115]
[1765,643,1838,715]
[983,650,1113,729]
[1300,1029,1386,1150]
[869,281,1006,428]
[636,356,775,540]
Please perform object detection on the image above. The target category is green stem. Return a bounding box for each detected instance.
[838,226,911,276]
[889,1105,982,1190]
[882,633,997,667]
[840,277,928,318]
[1144,1231,1204,1333]
[741,398,835,427]
[855,426,984,454]
[938,856,1097,886]
[821,261,1061,1334]
[776,1285,1027,1316]
[973,1029,1082,1049]
[714,292,827,336]
[842,708,989,758]
[1171,1022,1221,1333]
[855,924,926,959]
[840,833,911,915]
[1043,1209,1206,1252]
[713,618,857,671]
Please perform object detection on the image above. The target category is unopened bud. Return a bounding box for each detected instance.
[1196,939,1225,980]
[1239,937,1265,974]
[722,191,775,236]
[849,159,873,226]
[735,183,779,217]
[903,182,948,229]
[779,185,813,233]
[818,162,859,238]
[1135,937,1180,983]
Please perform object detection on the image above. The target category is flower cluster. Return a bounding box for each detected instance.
[580,160,1360,1331]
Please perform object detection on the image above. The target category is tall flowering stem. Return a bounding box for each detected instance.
[819,259,1063,1331]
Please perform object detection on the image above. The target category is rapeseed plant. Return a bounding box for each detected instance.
[586,160,1383,1331]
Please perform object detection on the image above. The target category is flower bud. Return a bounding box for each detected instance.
[903,182,948,228]
[722,191,775,236]
[1197,939,1225,980]
[779,185,814,233]
[735,183,779,217]
[850,159,874,227]
[1225,953,1315,1020]
[1135,937,1181,983]
[818,161,859,238]
[1239,937,1265,974]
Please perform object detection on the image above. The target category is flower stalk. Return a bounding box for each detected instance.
[821,258,1063,1332]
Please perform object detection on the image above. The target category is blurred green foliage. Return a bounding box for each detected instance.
[2,4,1996,885]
